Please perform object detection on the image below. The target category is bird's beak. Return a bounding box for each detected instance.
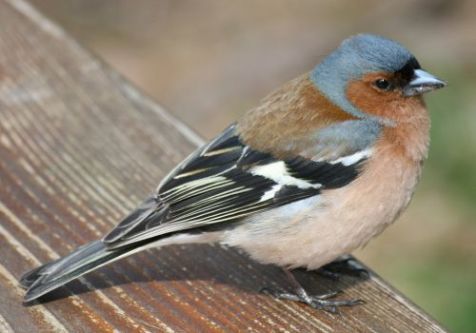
[403,69,446,97]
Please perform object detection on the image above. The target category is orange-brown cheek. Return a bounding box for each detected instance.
[346,79,416,121]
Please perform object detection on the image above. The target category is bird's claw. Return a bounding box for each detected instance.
[261,287,363,313]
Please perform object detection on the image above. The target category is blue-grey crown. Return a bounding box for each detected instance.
[311,34,415,118]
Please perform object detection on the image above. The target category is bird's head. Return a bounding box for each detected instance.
[311,34,446,124]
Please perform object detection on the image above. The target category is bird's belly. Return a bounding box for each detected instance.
[222,156,421,270]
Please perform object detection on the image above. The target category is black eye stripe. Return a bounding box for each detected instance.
[397,57,421,82]
[372,57,420,91]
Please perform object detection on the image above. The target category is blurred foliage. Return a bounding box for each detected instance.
[29,1,476,331]
[428,69,476,207]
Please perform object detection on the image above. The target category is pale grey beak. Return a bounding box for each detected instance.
[403,69,446,96]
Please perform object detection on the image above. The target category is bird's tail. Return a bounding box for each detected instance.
[20,240,140,303]
[20,196,163,303]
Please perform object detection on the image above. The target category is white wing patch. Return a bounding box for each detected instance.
[260,184,282,202]
[330,148,373,166]
[250,161,321,190]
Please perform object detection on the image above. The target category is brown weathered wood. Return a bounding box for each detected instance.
[0,0,449,332]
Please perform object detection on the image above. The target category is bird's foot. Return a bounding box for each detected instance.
[261,287,363,313]
[318,256,369,281]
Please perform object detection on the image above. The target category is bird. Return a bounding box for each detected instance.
[20,34,446,311]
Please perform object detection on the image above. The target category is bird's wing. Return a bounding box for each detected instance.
[103,124,372,248]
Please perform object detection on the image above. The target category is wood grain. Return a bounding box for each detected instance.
[0,0,449,332]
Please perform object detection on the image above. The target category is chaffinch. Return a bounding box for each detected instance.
[20,34,445,311]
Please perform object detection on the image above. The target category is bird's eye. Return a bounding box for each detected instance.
[374,79,392,91]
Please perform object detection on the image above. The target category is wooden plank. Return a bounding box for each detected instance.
[0,0,449,331]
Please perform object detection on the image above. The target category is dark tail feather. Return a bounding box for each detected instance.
[21,240,135,303]
[20,260,59,289]
[21,197,165,303]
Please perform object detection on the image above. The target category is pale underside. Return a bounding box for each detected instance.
[103,123,373,249]
[119,125,423,270]
[222,141,423,269]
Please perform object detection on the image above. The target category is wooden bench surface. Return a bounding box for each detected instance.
[0,0,449,332]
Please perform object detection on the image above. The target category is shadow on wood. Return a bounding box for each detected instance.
[23,244,370,306]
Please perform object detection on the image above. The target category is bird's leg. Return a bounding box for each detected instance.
[317,256,369,281]
[262,269,363,313]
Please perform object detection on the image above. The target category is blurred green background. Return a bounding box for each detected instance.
[29,1,476,331]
